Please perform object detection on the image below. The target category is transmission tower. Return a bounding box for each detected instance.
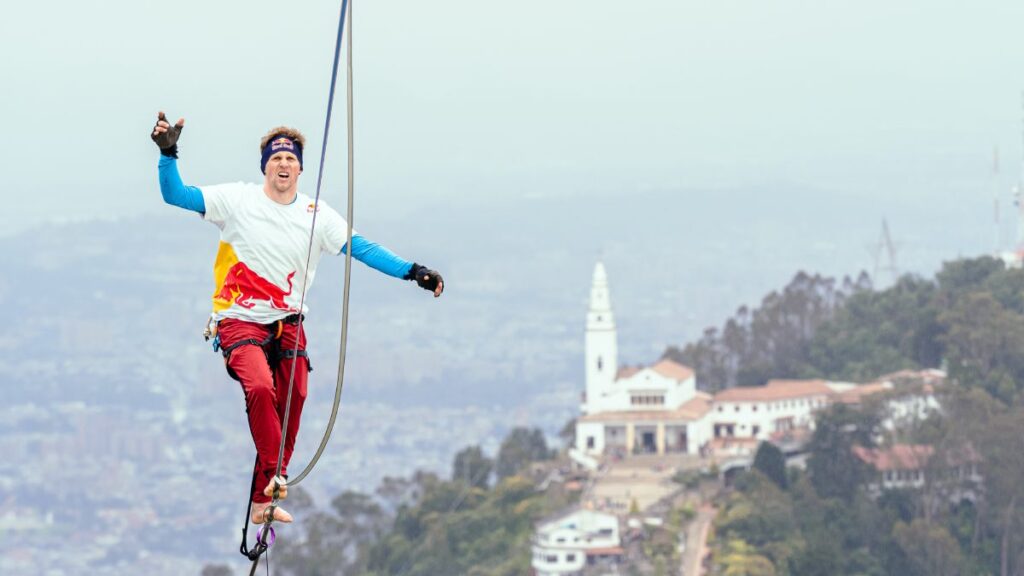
[868,219,900,287]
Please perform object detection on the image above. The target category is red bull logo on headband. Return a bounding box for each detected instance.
[271,137,296,152]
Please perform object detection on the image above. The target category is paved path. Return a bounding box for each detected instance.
[583,454,709,513]
[585,457,675,512]
[681,504,715,576]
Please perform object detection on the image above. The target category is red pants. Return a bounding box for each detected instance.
[218,318,309,504]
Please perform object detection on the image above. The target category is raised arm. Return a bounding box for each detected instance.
[152,111,206,213]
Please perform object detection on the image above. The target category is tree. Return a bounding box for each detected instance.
[716,539,777,576]
[271,489,389,576]
[452,445,493,489]
[935,257,1004,299]
[495,427,551,480]
[807,404,879,501]
[753,441,788,490]
[805,274,939,381]
[974,408,1024,576]
[200,565,233,576]
[376,475,418,513]
[893,519,965,576]
[791,530,844,576]
[664,271,852,390]
[939,292,1024,403]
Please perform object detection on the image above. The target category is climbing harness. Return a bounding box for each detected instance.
[237,0,357,571]
[215,315,313,382]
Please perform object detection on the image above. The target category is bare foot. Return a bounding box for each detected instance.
[263,475,288,500]
[251,501,293,524]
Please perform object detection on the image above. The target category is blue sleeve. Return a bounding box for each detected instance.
[342,234,414,279]
[158,156,206,213]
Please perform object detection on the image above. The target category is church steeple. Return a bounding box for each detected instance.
[584,262,618,414]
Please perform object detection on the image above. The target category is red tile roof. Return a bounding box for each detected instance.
[651,359,695,381]
[615,359,695,383]
[713,379,833,402]
[852,444,933,471]
[835,382,891,404]
[854,444,980,471]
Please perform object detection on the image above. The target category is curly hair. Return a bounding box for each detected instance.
[259,126,307,152]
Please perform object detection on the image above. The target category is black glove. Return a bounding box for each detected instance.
[151,112,183,158]
[405,263,444,295]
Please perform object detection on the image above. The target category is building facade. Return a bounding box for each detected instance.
[853,444,982,502]
[531,508,623,576]
[709,379,833,442]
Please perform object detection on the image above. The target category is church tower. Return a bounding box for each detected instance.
[584,262,618,414]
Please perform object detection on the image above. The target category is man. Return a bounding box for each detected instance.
[152,112,443,524]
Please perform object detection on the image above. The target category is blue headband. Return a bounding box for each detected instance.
[261,136,303,174]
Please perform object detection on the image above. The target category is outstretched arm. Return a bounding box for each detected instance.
[342,235,413,278]
[339,235,444,298]
[152,111,206,213]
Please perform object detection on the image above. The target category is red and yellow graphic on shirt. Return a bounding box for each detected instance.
[211,241,298,313]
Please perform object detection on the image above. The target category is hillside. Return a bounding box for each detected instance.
[241,256,1024,576]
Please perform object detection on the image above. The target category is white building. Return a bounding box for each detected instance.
[576,378,713,457]
[875,369,943,430]
[709,379,834,442]
[531,508,623,576]
[574,263,943,460]
[576,263,712,457]
[706,372,946,456]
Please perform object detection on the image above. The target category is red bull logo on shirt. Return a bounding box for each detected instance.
[216,262,298,312]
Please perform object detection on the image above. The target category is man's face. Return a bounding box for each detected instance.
[265,151,302,194]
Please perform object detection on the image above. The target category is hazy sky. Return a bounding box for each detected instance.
[4,0,1023,235]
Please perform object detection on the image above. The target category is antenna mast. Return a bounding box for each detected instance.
[1015,92,1024,252]
[994,146,1002,254]
[869,219,900,286]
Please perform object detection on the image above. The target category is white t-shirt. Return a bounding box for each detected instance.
[202,182,352,324]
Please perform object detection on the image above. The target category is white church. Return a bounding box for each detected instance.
[573,262,933,460]
[574,263,714,457]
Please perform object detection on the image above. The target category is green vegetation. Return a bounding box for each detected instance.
[642,519,682,576]
[664,257,1024,397]
[706,257,1024,575]
[752,440,787,490]
[257,427,567,576]
[664,270,870,391]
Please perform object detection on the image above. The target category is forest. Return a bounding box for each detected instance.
[685,256,1024,575]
